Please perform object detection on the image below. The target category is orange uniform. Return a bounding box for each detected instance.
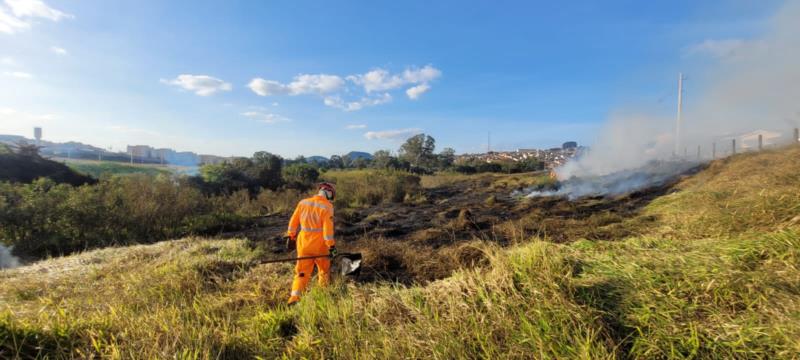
[286,194,336,302]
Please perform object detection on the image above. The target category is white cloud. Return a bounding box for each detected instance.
[324,93,392,111]
[241,111,291,124]
[346,69,405,93]
[3,70,31,78]
[249,65,440,111]
[161,74,232,96]
[402,65,442,83]
[50,45,66,55]
[288,74,344,95]
[248,74,345,97]
[272,102,279,107]
[0,7,29,34]
[406,84,430,100]
[0,56,15,65]
[0,0,72,34]
[346,124,367,129]
[5,0,73,21]
[364,128,422,140]
[683,39,767,59]
[347,65,441,99]
[248,78,288,96]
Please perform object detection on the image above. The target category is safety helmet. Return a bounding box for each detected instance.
[318,182,336,201]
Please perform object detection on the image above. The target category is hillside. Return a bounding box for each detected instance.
[0,151,95,186]
[1,146,799,358]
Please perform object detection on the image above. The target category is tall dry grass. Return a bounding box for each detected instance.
[1,145,799,359]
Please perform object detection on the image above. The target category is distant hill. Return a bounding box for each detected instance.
[307,156,329,164]
[344,151,373,161]
[0,148,96,186]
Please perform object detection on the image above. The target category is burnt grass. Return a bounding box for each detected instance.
[235,174,684,285]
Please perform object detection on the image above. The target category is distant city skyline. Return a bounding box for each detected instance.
[0,0,787,158]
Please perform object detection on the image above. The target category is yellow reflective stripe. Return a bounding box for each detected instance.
[324,235,335,241]
[301,227,323,232]
[291,290,301,296]
[300,200,332,212]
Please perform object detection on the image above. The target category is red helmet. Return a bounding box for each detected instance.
[318,182,336,200]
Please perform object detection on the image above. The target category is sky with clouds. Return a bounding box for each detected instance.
[0,0,788,158]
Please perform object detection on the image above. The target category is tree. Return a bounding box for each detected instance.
[438,147,456,169]
[17,143,41,157]
[371,150,401,170]
[399,134,436,169]
[251,151,283,190]
[283,163,319,189]
[328,155,344,169]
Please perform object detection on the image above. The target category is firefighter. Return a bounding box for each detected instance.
[286,182,337,305]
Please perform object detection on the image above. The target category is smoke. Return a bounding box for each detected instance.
[520,160,702,200]
[0,244,20,269]
[547,2,800,197]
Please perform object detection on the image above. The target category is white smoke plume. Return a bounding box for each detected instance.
[0,244,20,269]
[552,2,800,196]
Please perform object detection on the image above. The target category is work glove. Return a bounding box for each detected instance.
[285,235,296,251]
[329,246,338,258]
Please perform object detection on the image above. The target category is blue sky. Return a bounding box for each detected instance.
[0,0,786,158]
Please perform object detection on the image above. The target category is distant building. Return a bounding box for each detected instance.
[562,141,577,150]
[127,145,156,159]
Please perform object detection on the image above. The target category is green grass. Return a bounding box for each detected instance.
[1,145,799,358]
[65,159,179,178]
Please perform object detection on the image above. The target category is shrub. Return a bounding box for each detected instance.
[321,170,421,208]
[282,164,319,189]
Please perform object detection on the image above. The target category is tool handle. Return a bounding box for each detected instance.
[257,252,358,265]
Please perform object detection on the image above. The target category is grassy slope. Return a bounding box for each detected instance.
[1,146,799,359]
[65,159,175,178]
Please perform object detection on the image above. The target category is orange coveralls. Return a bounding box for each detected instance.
[286,195,336,301]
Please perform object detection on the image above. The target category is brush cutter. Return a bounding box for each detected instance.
[258,252,363,277]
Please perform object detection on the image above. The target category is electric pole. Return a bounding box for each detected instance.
[675,72,684,156]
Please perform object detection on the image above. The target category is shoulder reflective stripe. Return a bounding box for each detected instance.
[291,290,301,296]
[300,200,332,212]
[324,235,335,241]
[301,227,323,232]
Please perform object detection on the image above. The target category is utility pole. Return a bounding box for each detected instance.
[675,72,684,156]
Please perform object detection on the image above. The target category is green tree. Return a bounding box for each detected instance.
[399,134,436,169]
[371,150,401,169]
[328,155,344,169]
[251,151,284,190]
[438,147,456,169]
[283,163,320,189]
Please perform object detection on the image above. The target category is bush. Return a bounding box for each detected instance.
[321,170,421,208]
[282,163,319,189]
[0,175,250,259]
